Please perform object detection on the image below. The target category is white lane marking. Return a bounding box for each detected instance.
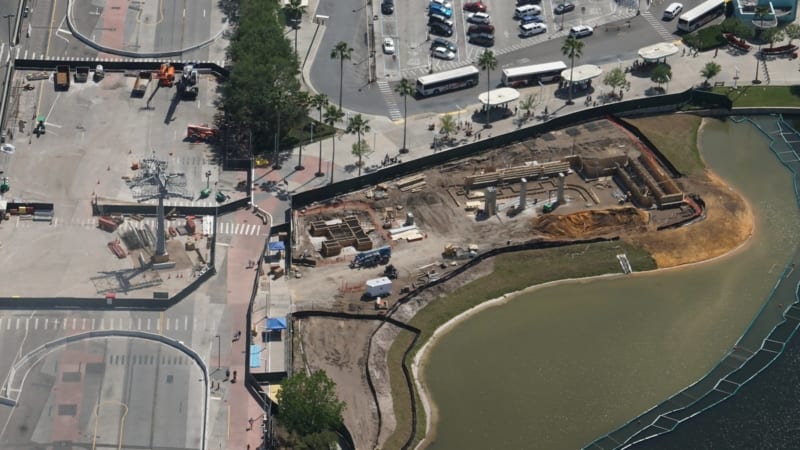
[91,318,96,329]
[147,318,151,330]
[34,318,39,330]
[138,317,142,330]
[14,318,19,330]
[44,318,49,330]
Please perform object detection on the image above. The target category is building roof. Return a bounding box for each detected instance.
[478,87,520,106]
[560,65,603,83]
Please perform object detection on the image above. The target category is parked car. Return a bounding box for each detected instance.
[516,0,541,4]
[432,46,457,60]
[430,0,453,9]
[568,25,593,38]
[464,1,488,12]
[468,33,495,46]
[519,14,545,24]
[429,14,455,28]
[554,2,575,14]
[662,2,683,20]
[468,24,495,35]
[519,22,547,37]
[467,12,491,24]
[381,0,394,14]
[382,37,395,54]
[514,4,541,18]
[429,3,453,18]
[429,22,454,37]
[430,38,457,53]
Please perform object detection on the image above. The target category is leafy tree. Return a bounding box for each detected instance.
[310,93,329,175]
[763,27,785,48]
[331,42,354,112]
[283,0,306,57]
[394,78,415,153]
[722,18,753,40]
[351,140,371,162]
[323,105,345,184]
[220,0,302,154]
[700,61,722,86]
[561,36,584,105]
[519,93,537,119]
[603,67,627,96]
[277,370,345,446]
[650,64,672,91]
[477,50,498,125]
[784,23,800,45]
[439,114,457,142]
[346,114,371,176]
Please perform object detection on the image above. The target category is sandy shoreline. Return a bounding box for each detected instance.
[410,117,757,450]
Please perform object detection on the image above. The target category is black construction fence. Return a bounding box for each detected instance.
[291,89,730,210]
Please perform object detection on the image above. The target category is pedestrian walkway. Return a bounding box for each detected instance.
[0,314,191,333]
[641,11,676,42]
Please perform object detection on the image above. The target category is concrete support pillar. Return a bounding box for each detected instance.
[485,187,497,216]
[557,173,565,204]
[519,178,527,210]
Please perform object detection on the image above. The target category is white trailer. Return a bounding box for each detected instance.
[365,277,392,298]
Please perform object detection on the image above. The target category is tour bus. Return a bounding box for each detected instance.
[676,0,726,32]
[416,65,480,96]
[500,61,567,87]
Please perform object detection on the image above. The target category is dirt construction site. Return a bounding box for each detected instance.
[289,118,702,313]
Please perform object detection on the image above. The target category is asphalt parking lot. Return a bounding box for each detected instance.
[377,0,627,80]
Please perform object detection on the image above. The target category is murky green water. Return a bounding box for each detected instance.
[423,117,800,450]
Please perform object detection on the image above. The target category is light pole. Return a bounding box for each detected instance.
[215,334,221,370]
[753,45,762,84]
[205,170,212,189]
[3,14,15,47]
[297,122,310,171]
[315,122,324,177]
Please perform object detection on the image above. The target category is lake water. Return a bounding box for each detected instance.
[422,117,800,449]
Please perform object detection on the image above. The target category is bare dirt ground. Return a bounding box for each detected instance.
[295,317,381,450]
[291,116,754,447]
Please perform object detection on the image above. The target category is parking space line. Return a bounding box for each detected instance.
[82,318,87,330]
[25,319,29,330]
[72,318,76,330]
[147,318,152,330]
[34,318,39,330]
[138,317,142,330]
[15,318,20,329]
[185,316,189,329]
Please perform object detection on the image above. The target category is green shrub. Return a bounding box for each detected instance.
[684,24,726,50]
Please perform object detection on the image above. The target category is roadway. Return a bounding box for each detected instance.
[309,0,710,117]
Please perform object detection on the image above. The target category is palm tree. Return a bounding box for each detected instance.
[439,115,457,144]
[394,78,415,154]
[519,93,537,120]
[700,62,721,87]
[283,0,306,58]
[293,91,312,170]
[477,50,498,127]
[271,90,286,170]
[323,105,345,184]
[346,114,370,177]
[310,93,329,176]
[331,42,354,112]
[561,36,584,105]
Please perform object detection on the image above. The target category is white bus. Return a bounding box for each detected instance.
[416,66,480,97]
[501,61,568,87]
[677,0,726,32]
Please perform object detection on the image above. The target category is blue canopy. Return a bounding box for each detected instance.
[266,317,287,330]
[268,241,285,251]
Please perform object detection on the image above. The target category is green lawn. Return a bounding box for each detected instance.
[625,115,704,176]
[712,85,800,108]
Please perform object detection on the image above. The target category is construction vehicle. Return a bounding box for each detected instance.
[199,188,211,199]
[255,157,270,168]
[187,124,216,142]
[0,177,9,193]
[350,246,391,269]
[132,71,151,97]
[94,65,105,82]
[542,202,556,213]
[75,67,89,83]
[383,264,398,279]
[177,64,199,100]
[55,66,70,91]
[215,191,226,203]
[158,63,175,87]
[33,115,45,137]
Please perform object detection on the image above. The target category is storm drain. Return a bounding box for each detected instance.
[58,404,77,416]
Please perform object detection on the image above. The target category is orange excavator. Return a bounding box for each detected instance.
[158,63,175,87]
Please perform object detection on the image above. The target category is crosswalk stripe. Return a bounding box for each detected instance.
[642,11,675,41]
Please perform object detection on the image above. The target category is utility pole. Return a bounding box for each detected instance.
[3,14,15,47]
[315,122,324,177]
[297,122,311,171]
[753,46,762,84]
[215,334,221,370]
